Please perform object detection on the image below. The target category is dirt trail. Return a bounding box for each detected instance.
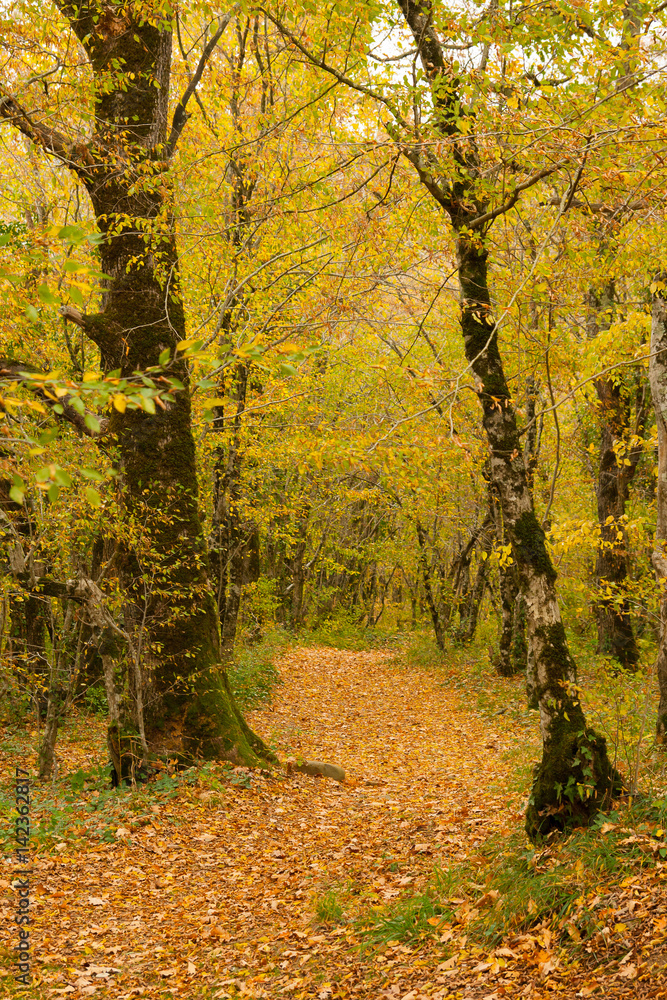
[2,647,531,999]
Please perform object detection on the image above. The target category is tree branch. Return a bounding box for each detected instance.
[166,6,240,157]
[261,9,408,128]
[0,89,90,173]
[467,158,571,231]
[0,358,106,438]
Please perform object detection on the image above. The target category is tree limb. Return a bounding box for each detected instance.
[166,6,240,157]
[467,159,571,231]
[261,9,408,129]
[0,89,90,173]
[0,358,106,438]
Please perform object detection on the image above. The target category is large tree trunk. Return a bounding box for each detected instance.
[16,2,274,777]
[649,278,667,742]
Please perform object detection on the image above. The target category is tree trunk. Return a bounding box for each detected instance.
[393,0,623,839]
[457,514,493,644]
[19,2,274,776]
[649,277,667,742]
[496,557,522,676]
[588,282,642,668]
[456,234,622,838]
[491,485,527,678]
[37,690,60,780]
[416,518,447,653]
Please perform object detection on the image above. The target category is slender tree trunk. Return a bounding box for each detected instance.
[491,483,527,677]
[212,364,250,656]
[290,533,308,628]
[457,514,493,644]
[37,691,60,780]
[416,518,447,652]
[588,282,642,668]
[496,557,521,676]
[649,278,667,741]
[456,234,622,837]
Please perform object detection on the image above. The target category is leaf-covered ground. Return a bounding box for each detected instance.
[3,647,667,998]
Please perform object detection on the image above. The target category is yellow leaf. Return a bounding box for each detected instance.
[113,394,127,413]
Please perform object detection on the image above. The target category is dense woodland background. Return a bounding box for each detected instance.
[2,0,667,838]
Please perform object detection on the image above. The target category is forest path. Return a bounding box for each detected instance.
[11,647,542,1000]
[207,645,524,998]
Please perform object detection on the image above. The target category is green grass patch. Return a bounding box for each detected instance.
[229,627,289,710]
[362,796,667,952]
[314,888,346,926]
[300,607,401,651]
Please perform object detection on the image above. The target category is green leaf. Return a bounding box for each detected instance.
[37,283,60,306]
[84,413,101,433]
[81,468,104,481]
[54,468,72,487]
[47,483,60,502]
[9,484,24,504]
[84,487,102,507]
[158,348,171,365]
[57,225,86,244]
[24,304,39,322]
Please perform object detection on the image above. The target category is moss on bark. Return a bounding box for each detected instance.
[525,725,624,840]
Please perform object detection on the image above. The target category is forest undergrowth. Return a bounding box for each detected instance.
[3,633,667,998]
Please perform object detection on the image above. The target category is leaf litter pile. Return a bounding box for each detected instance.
[4,648,667,998]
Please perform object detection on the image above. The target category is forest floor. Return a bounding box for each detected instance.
[3,645,667,998]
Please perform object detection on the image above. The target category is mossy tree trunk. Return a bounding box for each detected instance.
[397,0,622,839]
[1,2,274,777]
[648,277,667,743]
[456,234,621,838]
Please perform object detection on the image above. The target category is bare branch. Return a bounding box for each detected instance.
[166,6,240,156]
[466,159,571,230]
